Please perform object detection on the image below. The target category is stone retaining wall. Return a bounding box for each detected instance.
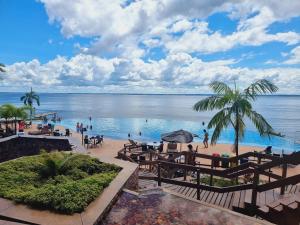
[0,135,71,162]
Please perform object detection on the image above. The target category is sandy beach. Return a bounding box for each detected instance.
[26,124,300,179]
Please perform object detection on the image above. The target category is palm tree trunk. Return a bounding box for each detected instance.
[235,125,239,162]
[5,119,8,133]
[234,112,239,184]
[234,110,239,162]
[14,117,17,134]
[29,104,33,125]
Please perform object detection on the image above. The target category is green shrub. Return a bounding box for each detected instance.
[0,152,120,214]
[200,175,237,187]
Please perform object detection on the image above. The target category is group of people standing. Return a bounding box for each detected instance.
[76,116,93,133]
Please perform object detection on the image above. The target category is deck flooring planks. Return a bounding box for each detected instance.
[191,189,199,199]
[138,167,300,213]
[215,193,225,206]
[206,192,215,203]
[224,192,232,208]
[200,190,209,201]
[220,192,229,207]
[183,187,192,196]
[210,192,219,205]
[179,186,188,195]
[186,188,195,197]
[238,190,246,208]
[231,191,241,208]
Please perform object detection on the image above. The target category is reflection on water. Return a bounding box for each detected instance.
[101,191,262,225]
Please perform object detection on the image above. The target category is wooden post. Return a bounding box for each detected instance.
[158,163,161,186]
[149,152,153,171]
[280,163,287,195]
[251,170,259,207]
[184,152,187,181]
[257,154,261,164]
[197,169,200,200]
[210,159,213,186]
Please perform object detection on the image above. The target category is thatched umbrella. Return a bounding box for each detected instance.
[161,129,194,151]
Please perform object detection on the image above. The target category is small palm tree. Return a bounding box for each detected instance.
[12,106,28,133]
[193,79,279,161]
[0,104,14,133]
[0,104,28,134]
[20,87,40,124]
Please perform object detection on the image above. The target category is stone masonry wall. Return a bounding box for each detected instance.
[0,136,71,163]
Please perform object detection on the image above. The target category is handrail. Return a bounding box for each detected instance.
[119,146,299,173]
[257,174,300,192]
[118,146,286,166]
[120,145,300,208]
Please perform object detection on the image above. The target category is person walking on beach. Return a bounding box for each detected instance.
[203,129,209,148]
[80,123,83,133]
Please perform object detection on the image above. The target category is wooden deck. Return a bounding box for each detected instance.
[139,170,300,212]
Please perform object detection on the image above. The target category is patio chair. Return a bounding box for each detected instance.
[124,139,142,151]
[84,135,92,149]
[65,128,72,136]
[95,135,103,145]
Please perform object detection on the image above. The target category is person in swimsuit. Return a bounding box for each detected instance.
[203,129,209,148]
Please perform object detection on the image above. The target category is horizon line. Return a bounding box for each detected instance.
[0,92,300,96]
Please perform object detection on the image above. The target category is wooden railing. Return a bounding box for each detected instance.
[118,146,300,208]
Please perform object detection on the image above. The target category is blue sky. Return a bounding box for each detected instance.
[0,0,300,94]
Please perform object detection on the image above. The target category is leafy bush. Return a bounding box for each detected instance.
[200,175,237,187]
[0,152,121,214]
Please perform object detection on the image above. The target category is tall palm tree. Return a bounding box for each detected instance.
[193,79,279,162]
[20,87,40,124]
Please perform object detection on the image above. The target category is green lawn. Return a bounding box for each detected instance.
[0,152,121,214]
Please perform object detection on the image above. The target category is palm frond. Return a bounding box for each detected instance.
[246,110,277,137]
[207,108,232,144]
[236,115,246,138]
[232,98,252,116]
[210,81,233,95]
[193,95,231,111]
[33,95,40,106]
[0,63,5,72]
[244,79,279,100]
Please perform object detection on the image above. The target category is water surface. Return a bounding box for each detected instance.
[1,93,299,152]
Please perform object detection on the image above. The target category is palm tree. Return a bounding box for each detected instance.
[0,104,28,134]
[12,105,28,133]
[20,87,40,124]
[0,104,14,133]
[193,79,279,162]
[0,63,5,73]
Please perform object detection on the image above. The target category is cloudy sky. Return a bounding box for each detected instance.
[0,0,300,94]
